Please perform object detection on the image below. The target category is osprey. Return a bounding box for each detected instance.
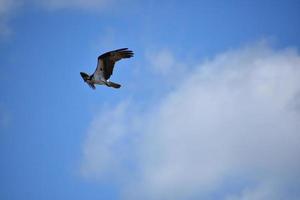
[80,48,134,89]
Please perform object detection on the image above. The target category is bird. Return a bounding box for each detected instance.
[80,48,134,89]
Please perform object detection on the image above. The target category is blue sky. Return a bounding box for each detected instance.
[1,0,300,200]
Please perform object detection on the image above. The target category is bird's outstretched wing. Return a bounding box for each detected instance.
[94,48,134,80]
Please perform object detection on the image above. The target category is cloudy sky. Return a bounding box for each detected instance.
[1,0,300,200]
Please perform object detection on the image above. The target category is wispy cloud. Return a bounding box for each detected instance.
[0,0,117,38]
[144,48,189,90]
[81,42,300,199]
[146,49,177,75]
[0,0,14,17]
[0,0,21,36]
[34,0,112,11]
[0,105,11,129]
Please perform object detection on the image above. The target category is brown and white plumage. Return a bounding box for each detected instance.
[80,48,134,89]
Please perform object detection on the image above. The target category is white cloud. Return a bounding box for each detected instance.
[81,102,127,178]
[225,181,289,200]
[80,101,141,180]
[81,42,300,199]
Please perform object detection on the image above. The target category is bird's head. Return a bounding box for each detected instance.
[80,72,90,82]
[80,72,95,89]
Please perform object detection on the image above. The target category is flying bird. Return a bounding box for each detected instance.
[80,48,134,89]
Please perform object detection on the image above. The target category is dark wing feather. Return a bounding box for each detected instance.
[94,48,134,80]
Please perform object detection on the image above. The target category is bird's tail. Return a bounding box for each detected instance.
[107,81,121,89]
